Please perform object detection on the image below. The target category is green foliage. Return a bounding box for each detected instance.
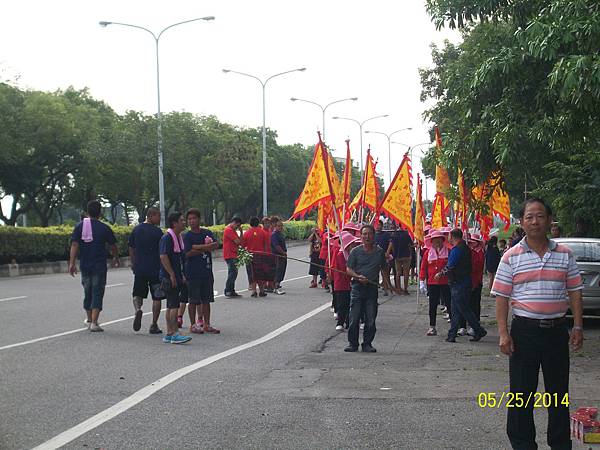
[0,220,316,264]
[421,0,600,236]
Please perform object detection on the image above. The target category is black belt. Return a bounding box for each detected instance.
[513,315,567,328]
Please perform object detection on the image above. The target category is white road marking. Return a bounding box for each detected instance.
[31,300,330,450]
[105,283,125,288]
[0,295,27,303]
[0,275,309,352]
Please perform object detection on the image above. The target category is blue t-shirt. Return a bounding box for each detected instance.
[390,230,411,258]
[374,231,390,252]
[183,229,216,280]
[271,231,286,254]
[128,222,163,278]
[159,233,184,282]
[71,219,117,274]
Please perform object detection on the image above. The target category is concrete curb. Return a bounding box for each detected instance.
[0,239,308,278]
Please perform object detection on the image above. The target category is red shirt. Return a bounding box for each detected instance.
[319,234,328,260]
[332,250,351,291]
[243,227,267,253]
[223,225,241,259]
[471,248,485,287]
[419,248,449,285]
[262,227,272,254]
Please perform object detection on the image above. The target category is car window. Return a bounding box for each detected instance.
[562,242,600,262]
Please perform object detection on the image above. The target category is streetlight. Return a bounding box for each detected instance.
[392,141,432,199]
[99,16,215,227]
[289,97,357,143]
[331,114,388,180]
[364,127,412,187]
[222,67,306,217]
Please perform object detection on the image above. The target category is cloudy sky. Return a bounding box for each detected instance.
[1,0,460,199]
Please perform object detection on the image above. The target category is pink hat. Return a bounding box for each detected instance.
[468,233,483,242]
[429,230,447,240]
[342,222,360,231]
[340,231,361,250]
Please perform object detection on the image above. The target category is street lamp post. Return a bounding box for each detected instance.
[99,16,215,227]
[331,114,388,180]
[289,97,357,143]
[222,68,306,217]
[392,141,432,199]
[364,127,412,187]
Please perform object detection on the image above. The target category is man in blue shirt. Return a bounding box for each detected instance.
[128,207,164,334]
[436,228,487,342]
[183,208,220,334]
[159,212,191,344]
[69,200,118,332]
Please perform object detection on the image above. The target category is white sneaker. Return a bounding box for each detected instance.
[330,307,335,313]
[440,305,447,312]
[359,323,365,330]
[457,328,467,336]
[333,313,338,320]
[335,325,343,331]
[84,319,91,329]
[90,323,104,332]
[467,327,475,336]
[426,327,437,336]
[274,288,286,295]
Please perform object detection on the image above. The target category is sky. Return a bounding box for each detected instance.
[1,0,461,207]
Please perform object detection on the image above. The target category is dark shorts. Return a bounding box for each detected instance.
[187,277,215,305]
[132,275,163,300]
[160,278,185,309]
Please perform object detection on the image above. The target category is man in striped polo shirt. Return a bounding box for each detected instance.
[492,198,583,450]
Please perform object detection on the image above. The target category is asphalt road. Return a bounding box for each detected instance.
[1,243,599,450]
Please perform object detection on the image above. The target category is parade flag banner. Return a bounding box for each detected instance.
[341,139,352,205]
[457,166,469,230]
[326,149,343,208]
[291,140,333,218]
[414,174,425,244]
[490,171,510,230]
[379,152,414,237]
[348,149,379,212]
[431,125,450,228]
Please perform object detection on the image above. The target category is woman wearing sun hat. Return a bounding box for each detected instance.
[419,230,451,336]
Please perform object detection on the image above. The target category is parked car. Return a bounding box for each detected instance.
[555,238,600,315]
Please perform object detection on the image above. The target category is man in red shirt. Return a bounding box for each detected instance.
[243,216,269,297]
[223,217,243,298]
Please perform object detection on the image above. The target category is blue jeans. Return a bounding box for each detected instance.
[224,258,238,295]
[447,283,485,338]
[348,283,378,348]
[81,271,107,311]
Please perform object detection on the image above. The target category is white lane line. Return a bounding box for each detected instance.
[0,295,27,303]
[105,283,125,288]
[0,275,309,352]
[32,300,329,450]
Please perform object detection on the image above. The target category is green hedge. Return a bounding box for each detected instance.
[0,220,316,264]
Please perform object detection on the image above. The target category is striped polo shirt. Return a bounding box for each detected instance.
[491,238,583,319]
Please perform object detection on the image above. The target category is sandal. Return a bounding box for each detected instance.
[190,324,204,334]
[203,326,221,334]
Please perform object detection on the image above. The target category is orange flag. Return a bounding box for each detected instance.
[291,140,333,218]
[325,149,343,208]
[348,149,379,212]
[490,171,510,230]
[414,174,425,244]
[341,139,352,205]
[431,126,450,228]
[457,166,469,230]
[379,152,414,237]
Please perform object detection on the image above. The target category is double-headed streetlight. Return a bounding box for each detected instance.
[364,127,412,187]
[99,16,215,227]
[222,68,306,217]
[331,114,388,179]
[289,97,357,143]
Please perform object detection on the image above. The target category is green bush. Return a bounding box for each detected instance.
[0,220,316,264]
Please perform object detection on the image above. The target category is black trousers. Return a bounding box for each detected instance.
[427,284,450,327]
[334,291,350,327]
[507,318,571,450]
[348,284,378,348]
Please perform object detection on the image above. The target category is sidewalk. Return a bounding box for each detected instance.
[268,287,600,449]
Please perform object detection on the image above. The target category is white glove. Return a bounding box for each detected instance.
[419,281,427,294]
